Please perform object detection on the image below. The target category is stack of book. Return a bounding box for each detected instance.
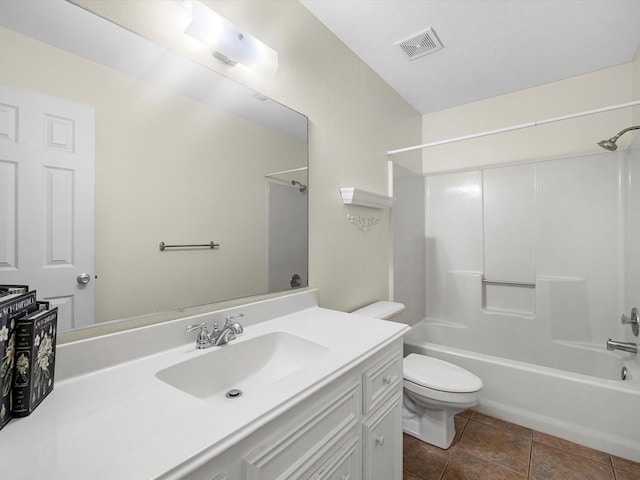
[0,285,58,431]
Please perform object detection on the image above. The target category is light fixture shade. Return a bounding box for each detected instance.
[185,1,278,76]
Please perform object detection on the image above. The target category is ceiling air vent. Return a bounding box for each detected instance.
[395,28,443,61]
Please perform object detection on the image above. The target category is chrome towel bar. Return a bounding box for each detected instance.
[159,241,219,251]
[482,279,535,288]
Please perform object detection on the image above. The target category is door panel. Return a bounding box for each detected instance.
[0,82,95,331]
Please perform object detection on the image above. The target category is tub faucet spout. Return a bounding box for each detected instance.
[606,338,637,354]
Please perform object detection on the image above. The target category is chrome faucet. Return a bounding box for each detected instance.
[606,338,637,354]
[186,314,244,349]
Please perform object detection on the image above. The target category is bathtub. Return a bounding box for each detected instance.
[404,320,640,462]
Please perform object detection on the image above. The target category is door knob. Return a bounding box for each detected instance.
[77,273,91,285]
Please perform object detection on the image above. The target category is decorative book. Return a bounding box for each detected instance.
[12,307,57,417]
[0,290,38,430]
[0,285,29,295]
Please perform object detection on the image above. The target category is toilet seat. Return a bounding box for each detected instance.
[404,354,483,393]
[404,378,479,405]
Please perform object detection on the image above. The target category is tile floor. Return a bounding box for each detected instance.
[403,411,640,480]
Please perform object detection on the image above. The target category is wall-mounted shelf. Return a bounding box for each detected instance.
[339,187,396,209]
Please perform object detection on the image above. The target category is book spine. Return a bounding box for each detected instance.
[12,308,57,417]
[11,320,35,417]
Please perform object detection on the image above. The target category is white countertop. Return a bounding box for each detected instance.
[1,298,407,480]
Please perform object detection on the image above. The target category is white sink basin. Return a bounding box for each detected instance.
[156,332,329,404]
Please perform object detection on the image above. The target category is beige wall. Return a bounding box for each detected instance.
[421,63,637,174]
[72,0,422,313]
[0,27,305,323]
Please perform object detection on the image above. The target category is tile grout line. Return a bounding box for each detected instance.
[528,433,534,479]
[610,455,618,480]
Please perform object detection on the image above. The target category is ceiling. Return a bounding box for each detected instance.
[300,0,640,115]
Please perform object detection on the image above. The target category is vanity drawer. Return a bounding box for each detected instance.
[362,351,402,414]
[244,381,360,480]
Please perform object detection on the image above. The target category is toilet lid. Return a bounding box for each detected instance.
[404,354,483,393]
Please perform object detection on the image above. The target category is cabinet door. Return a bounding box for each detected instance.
[306,435,360,480]
[362,393,402,480]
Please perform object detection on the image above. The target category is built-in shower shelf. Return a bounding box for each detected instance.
[339,187,396,209]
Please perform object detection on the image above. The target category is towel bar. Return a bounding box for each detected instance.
[482,279,535,288]
[159,241,219,251]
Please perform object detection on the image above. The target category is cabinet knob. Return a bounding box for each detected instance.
[376,435,385,446]
[383,374,392,385]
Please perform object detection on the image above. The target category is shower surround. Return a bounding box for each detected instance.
[392,145,640,461]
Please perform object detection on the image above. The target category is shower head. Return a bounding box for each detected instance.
[598,138,618,151]
[597,125,640,151]
[291,180,307,192]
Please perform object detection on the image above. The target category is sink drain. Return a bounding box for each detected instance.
[226,389,243,399]
[621,366,628,381]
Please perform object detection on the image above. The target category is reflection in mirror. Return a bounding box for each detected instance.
[0,1,308,334]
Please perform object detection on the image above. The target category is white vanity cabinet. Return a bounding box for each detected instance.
[1,293,410,480]
[183,339,403,480]
[361,351,404,480]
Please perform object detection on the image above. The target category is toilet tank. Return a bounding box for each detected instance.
[352,301,405,323]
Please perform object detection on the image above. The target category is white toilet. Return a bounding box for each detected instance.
[352,301,483,449]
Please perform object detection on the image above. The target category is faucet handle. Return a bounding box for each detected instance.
[186,322,213,349]
[225,313,244,335]
[186,322,208,333]
[621,307,639,336]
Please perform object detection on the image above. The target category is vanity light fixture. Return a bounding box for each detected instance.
[183,1,278,76]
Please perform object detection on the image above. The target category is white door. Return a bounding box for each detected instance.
[0,82,95,332]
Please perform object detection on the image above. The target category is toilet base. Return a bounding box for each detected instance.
[402,403,456,449]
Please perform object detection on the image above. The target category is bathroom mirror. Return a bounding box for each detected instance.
[0,1,308,334]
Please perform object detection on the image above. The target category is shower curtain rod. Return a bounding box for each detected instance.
[264,166,308,178]
[387,99,640,156]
